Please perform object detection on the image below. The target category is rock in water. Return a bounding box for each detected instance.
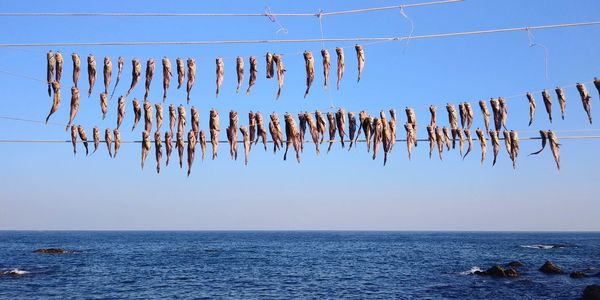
[33,248,74,254]
[505,268,519,277]
[485,266,506,277]
[539,260,563,274]
[570,271,587,278]
[507,261,525,268]
[582,285,600,300]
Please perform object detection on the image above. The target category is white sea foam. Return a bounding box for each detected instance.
[520,244,571,249]
[3,269,29,275]
[460,266,483,275]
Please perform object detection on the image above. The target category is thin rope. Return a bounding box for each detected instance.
[2,21,598,47]
[0,116,65,127]
[526,28,550,80]
[264,6,288,34]
[399,6,415,51]
[0,69,46,83]
[0,0,463,18]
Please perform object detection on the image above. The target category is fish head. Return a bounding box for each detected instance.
[335,47,343,55]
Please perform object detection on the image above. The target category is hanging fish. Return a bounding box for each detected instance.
[576,82,592,124]
[348,112,357,150]
[178,104,187,134]
[405,107,416,130]
[435,126,444,160]
[105,128,113,158]
[143,100,153,133]
[465,103,474,130]
[389,113,397,151]
[455,129,465,156]
[240,126,250,165]
[55,51,63,83]
[45,81,61,124]
[355,44,365,82]
[541,89,553,123]
[372,118,382,160]
[227,111,239,160]
[530,130,548,156]
[269,112,283,153]
[336,108,346,148]
[489,130,500,166]
[298,113,306,152]
[191,106,200,139]
[199,130,206,161]
[499,97,508,129]
[187,130,197,176]
[503,131,512,166]
[379,110,388,128]
[154,131,162,174]
[283,113,301,163]
[249,112,257,150]
[176,57,185,89]
[46,51,55,96]
[113,128,121,158]
[427,105,437,128]
[427,125,435,159]
[303,51,314,98]
[169,104,176,134]
[405,122,416,160]
[336,47,344,90]
[595,77,600,98]
[364,116,374,153]
[236,56,244,93]
[478,100,490,132]
[555,86,566,120]
[446,103,458,130]
[442,127,451,151]
[176,131,185,168]
[451,127,458,150]
[463,129,472,160]
[162,57,172,101]
[255,111,268,151]
[103,56,112,94]
[273,54,285,100]
[475,128,486,165]
[527,92,536,126]
[93,127,100,154]
[382,122,392,166]
[110,56,124,99]
[65,86,79,131]
[510,130,519,169]
[209,108,220,160]
[117,96,125,130]
[100,92,108,120]
[389,108,397,124]
[126,58,141,97]
[246,56,257,95]
[547,130,560,171]
[87,54,96,97]
[304,112,320,155]
[490,98,501,131]
[266,52,274,79]
[155,103,163,132]
[72,53,80,88]
[70,125,77,155]
[321,49,330,90]
[315,110,327,144]
[143,58,154,101]
[140,130,151,169]
[356,112,366,144]
[165,131,173,166]
[326,112,336,153]
[132,99,141,131]
[458,103,467,129]
[78,125,89,156]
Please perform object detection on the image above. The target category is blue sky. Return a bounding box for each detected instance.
[0,0,599,230]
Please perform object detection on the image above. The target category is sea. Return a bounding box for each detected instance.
[0,231,599,299]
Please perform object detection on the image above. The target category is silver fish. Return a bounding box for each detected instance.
[70,125,77,155]
[442,127,451,151]
[478,100,490,132]
[78,125,89,156]
[176,131,185,168]
[47,51,54,96]
[576,82,592,124]
[372,118,382,160]
[141,130,151,169]
[227,111,238,160]
[143,99,153,133]
[303,51,314,98]
[463,129,472,160]
[236,56,244,94]
[435,126,444,160]
[273,54,285,100]
[240,126,250,165]
[144,58,155,101]
[162,57,172,101]
[93,127,100,154]
[315,110,327,144]
[336,47,344,90]
[186,58,196,103]
[126,58,141,97]
[476,128,486,165]
[210,108,220,159]
[45,81,61,124]
[510,130,519,169]
[103,56,112,94]
[321,49,330,90]
[87,54,96,97]
[529,130,548,156]
[131,99,141,131]
[55,51,63,83]
[255,111,268,151]
[326,112,336,153]
[187,130,196,176]
[355,44,365,82]
[199,130,206,161]
[117,96,125,130]
[191,106,199,139]
[336,108,346,148]
[283,113,301,163]
[72,53,80,88]
[298,113,306,152]
[490,98,501,131]
[266,52,274,79]
[178,104,187,134]
[542,89,553,123]
[100,92,108,120]
[554,86,567,120]
[154,131,162,174]
[429,105,437,127]
[113,129,121,158]
[155,103,163,132]
[405,122,416,160]
[527,92,536,126]
[499,97,508,129]
[65,86,79,131]
[169,104,176,134]
[105,128,113,158]
[305,112,320,155]
[249,112,257,150]
[176,58,185,89]
[489,130,500,166]
[165,131,172,166]
[110,56,124,99]
[246,56,257,95]
[348,112,357,150]
[269,112,283,153]
[547,130,560,171]
[427,125,435,159]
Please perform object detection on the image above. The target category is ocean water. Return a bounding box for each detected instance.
[1,231,599,299]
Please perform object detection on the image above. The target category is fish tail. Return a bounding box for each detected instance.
[47,85,51,97]
[276,88,281,100]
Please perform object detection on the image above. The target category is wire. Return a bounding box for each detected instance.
[1,21,598,47]
[0,1,463,18]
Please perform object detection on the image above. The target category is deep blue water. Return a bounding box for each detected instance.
[1,231,599,299]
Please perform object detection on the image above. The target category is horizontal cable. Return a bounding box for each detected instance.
[0,1,462,18]
[1,21,599,47]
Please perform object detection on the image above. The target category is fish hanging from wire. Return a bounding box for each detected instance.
[176,58,185,89]
[283,113,301,163]
[476,128,486,165]
[246,56,257,95]
[45,81,61,124]
[348,112,357,150]
[336,108,346,148]
[110,56,124,99]
[382,121,392,165]
[178,104,187,134]
[463,129,472,160]
[465,103,474,130]
[304,112,319,155]
[126,58,141,97]
[405,122,416,160]
[336,47,344,90]
[117,96,125,129]
[435,126,444,160]
[426,125,435,159]
[176,131,184,168]
[303,51,314,98]
[70,125,77,155]
[316,110,327,144]
[162,57,172,101]
[249,112,256,150]
[186,58,196,103]
[155,103,163,132]
[227,110,239,160]
[235,56,244,94]
[255,111,268,151]
[527,92,536,126]
[576,82,592,124]
[490,98,501,131]
[446,103,458,131]
[541,89,553,123]
[429,105,437,128]
[321,49,330,90]
[548,130,560,171]
[103,56,112,94]
[266,52,274,79]
[93,127,100,154]
[169,104,176,134]
[326,112,336,153]
[105,128,113,158]
[55,51,63,84]
[87,54,96,97]
[46,51,54,96]
[78,125,89,156]
[209,108,220,160]
[510,130,519,169]
[240,126,250,165]
[355,44,365,82]
[65,86,79,131]
[478,100,490,132]
[298,113,306,153]
[165,131,172,166]
[154,131,162,174]
[215,57,224,97]
[100,92,108,120]
[442,127,451,151]
[131,99,141,131]
[141,130,150,170]
[372,118,382,161]
[529,130,548,156]
[555,86,566,120]
[273,54,285,100]
[269,112,283,154]
[113,128,121,158]
[72,53,80,88]
[199,130,206,161]
[191,106,200,139]
[489,130,500,166]
[594,77,600,98]
[499,97,508,129]
[143,100,153,133]
[459,103,467,129]
[187,130,196,176]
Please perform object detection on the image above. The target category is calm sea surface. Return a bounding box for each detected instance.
[1,231,599,299]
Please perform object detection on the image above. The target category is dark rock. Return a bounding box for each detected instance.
[539,260,563,274]
[505,268,519,277]
[33,248,72,254]
[570,271,587,278]
[485,266,506,277]
[582,285,600,300]
[473,270,487,276]
[507,261,525,268]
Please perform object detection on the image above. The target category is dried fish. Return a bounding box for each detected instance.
[348,112,357,150]
[269,112,283,153]
[336,47,345,90]
[336,108,346,148]
[176,57,185,89]
[240,126,250,165]
[305,112,320,155]
[489,130,500,166]
[126,58,141,97]
[364,116,374,153]
[499,97,508,129]
[154,131,162,174]
[406,107,416,129]
[140,130,150,169]
[326,112,336,153]
[210,108,220,159]
[65,86,79,131]
[303,51,315,98]
[236,56,244,93]
[187,130,197,176]
[510,130,519,169]
[110,56,124,99]
[191,106,200,139]
[478,100,490,132]
[70,125,77,155]
[143,100,153,133]
[255,111,268,151]
[446,103,458,130]
[476,128,486,165]
[298,113,306,152]
[55,51,63,83]
[541,89,553,123]
[442,127,451,151]
[273,54,285,100]
[131,99,141,131]
[266,52,274,79]
[78,125,89,156]
[577,82,592,124]
[165,131,173,166]
[502,130,512,164]
[427,125,435,159]
[249,112,256,150]
[372,118,382,160]
[463,129,472,160]
[227,110,239,160]
[527,92,536,126]
[435,126,444,160]
[405,122,416,160]
[246,56,257,95]
[465,102,474,130]
[117,96,125,130]
[458,103,467,129]
[155,103,163,132]
[87,54,96,97]
[178,104,187,134]
[93,127,100,154]
[429,105,437,127]
[103,56,112,94]
[547,130,560,171]
[176,131,185,168]
[100,92,108,120]
[355,44,365,82]
[169,104,176,134]
[456,128,464,156]
[316,110,327,144]
[47,51,54,96]
[595,77,600,98]
[555,86,566,120]
[199,130,206,161]
[105,128,113,158]
[113,129,121,158]
[490,98,501,131]
[186,58,195,103]
[321,49,330,89]
[283,113,301,163]
[45,81,61,124]
[72,53,80,88]
[529,130,548,156]
[162,57,172,101]
[382,121,392,166]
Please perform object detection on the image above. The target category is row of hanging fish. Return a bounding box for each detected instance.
[44,46,365,105]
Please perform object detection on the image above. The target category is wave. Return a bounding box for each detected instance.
[2,268,29,276]
[520,244,574,249]
[460,266,484,275]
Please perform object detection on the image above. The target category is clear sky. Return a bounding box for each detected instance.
[0,0,599,231]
